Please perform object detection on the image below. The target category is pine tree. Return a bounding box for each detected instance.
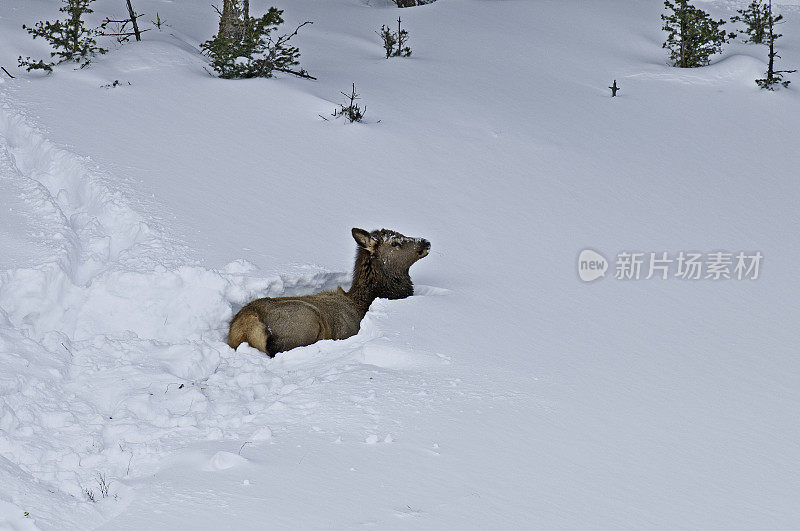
[378,25,397,59]
[332,83,366,123]
[377,17,411,59]
[731,0,769,44]
[98,0,148,44]
[755,1,795,90]
[661,0,733,68]
[216,0,245,40]
[200,7,313,79]
[394,18,412,58]
[18,0,107,72]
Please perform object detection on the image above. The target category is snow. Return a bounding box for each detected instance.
[1,0,800,528]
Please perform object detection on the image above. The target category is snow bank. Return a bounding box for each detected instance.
[0,104,384,523]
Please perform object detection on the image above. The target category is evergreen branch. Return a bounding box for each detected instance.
[102,15,146,24]
[274,67,317,80]
[99,30,151,37]
[269,20,313,50]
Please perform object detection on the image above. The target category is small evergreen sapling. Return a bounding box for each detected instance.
[378,17,411,58]
[661,0,733,67]
[99,0,148,44]
[394,17,412,57]
[151,13,167,31]
[125,0,143,42]
[731,0,769,44]
[378,25,397,58]
[201,7,314,79]
[332,83,366,123]
[18,0,107,72]
[755,1,795,90]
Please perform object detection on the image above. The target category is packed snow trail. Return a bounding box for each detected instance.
[0,103,448,528]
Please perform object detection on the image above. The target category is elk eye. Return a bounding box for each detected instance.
[391,241,400,247]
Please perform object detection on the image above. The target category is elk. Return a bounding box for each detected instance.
[228,228,430,356]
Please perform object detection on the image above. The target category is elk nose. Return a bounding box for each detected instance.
[418,239,431,256]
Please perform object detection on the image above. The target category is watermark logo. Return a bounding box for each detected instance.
[578,249,608,282]
[577,249,763,282]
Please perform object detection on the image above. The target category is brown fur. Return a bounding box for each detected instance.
[228,228,430,356]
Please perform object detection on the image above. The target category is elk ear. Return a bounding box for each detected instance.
[352,228,376,253]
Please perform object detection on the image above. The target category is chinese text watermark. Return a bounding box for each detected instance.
[579,250,762,282]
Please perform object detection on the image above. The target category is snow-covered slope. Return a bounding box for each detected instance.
[1,0,800,528]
